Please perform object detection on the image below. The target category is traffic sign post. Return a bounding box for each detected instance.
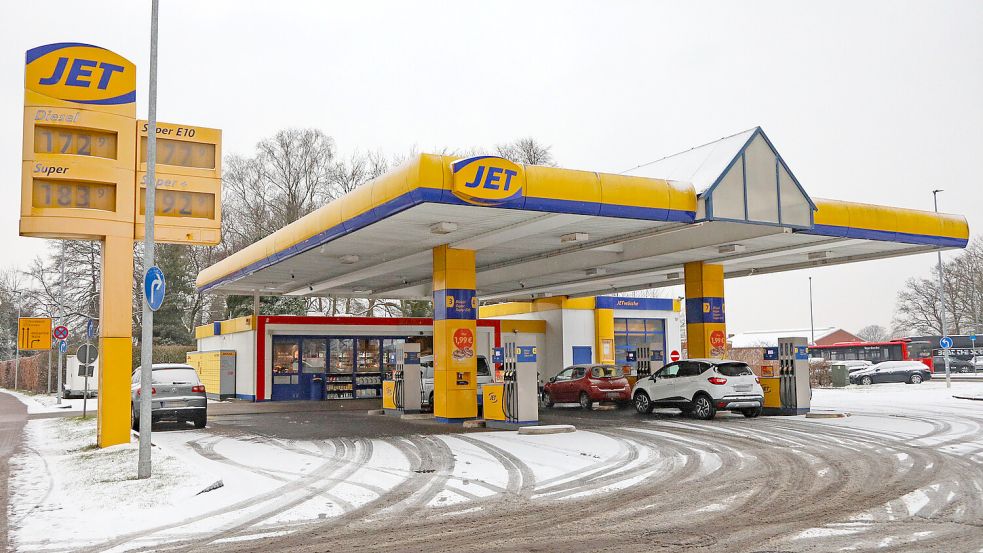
[79,341,98,419]
[54,324,69,403]
[144,266,166,311]
[940,336,952,388]
[138,0,162,480]
[18,318,52,351]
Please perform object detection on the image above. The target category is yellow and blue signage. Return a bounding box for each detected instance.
[685,297,726,324]
[450,156,525,207]
[595,296,675,311]
[516,346,537,363]
[434,288,477,320]
[25,43,136,109]
[794,346,809,360]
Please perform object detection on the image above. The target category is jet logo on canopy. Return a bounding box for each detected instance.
[450,156,525,206]
[25,43,136,106]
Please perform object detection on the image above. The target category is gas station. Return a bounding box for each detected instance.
[15,41,972,442]
[193,136,969,427]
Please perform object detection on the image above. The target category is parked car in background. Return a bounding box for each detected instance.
[849,361,932,385]
[542,364,631,409]
[632,359,764,420]
[421,355,493,410]
[973,355,983,370]
[829,360,873,374]
[931,356,976,373]
[130,364,208,430]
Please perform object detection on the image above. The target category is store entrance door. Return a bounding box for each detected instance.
[272,337,302,401]
[301,338,328,400]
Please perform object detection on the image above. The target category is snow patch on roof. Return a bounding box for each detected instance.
[624,128,756,193]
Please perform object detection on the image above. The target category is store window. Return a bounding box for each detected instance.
[329,338,354,373]
[357,338,382,372]
[302,338,327,373]
[273,339,299,375]
[614,317,667,367]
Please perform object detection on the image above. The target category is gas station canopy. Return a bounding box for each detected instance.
[196,127,969,301]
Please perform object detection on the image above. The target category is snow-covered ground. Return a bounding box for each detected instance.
[4,382,982,552]
[1,388,99,415]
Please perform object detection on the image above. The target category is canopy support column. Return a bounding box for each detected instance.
[684,261,727,359]
[432,245,477,422]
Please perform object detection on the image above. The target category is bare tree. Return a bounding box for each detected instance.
[496,137,556,166]
[856,324,890,342]
[222,129,337,252]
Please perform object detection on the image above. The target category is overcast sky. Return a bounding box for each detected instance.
[3,0,981,335]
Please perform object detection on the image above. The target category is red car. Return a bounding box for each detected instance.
[542,364,632,409]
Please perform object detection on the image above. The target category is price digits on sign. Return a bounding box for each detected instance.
[34,126,118,159]
[32,180,117,211]
[140,137,215,169]
[139,189,215,218]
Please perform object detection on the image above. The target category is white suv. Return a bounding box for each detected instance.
[632,358,764,420]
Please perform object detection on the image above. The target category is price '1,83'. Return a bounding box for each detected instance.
[32,180,117,212]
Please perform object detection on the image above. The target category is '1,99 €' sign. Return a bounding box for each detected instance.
[452,328,475,362]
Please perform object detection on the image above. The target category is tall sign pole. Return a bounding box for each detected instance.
[138,0,160,480]
[933,189,951,389]
[57,242,66,403]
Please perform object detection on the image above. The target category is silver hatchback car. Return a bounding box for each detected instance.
[131,364,208,429]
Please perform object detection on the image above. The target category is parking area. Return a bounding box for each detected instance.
[6,381,983,553]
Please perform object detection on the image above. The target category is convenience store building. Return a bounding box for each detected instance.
[194,295,683,402]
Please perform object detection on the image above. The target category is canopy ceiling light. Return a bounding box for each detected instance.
[808,251,833,260]
[561,232,589,243]
[430,222,458,234]
[339,255,360,264]
[718,244,747,254]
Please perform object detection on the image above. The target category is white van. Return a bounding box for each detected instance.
[65,354,99,398]
[420,354,493,410]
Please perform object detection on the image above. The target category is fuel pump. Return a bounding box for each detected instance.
[483,338,538,429]
[761,337,811,415]
[383,342,421,415]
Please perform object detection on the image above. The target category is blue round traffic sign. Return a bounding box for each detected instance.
[143,266,166,311]
[940,336,953,349]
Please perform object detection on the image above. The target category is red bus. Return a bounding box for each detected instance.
[809,339,935,370]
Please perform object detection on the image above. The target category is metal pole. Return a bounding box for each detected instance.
[808,276,815,345]
[57,243,65,404]
[83,322,90,418]
[14,293,21,390]
[46,347,52,394]
[933,190,951,389]
[138,0,160,480]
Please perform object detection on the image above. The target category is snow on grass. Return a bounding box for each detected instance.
[1,388,99,414]
[8,417,217,552]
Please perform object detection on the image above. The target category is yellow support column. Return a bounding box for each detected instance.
[97,233,135,447]
[684,262,727,359]
[594,308,615,364]
[432,245,477,422]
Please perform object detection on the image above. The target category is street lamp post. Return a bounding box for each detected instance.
[809,276,816,345]
[933,189,951,389]
[13,291,21,390]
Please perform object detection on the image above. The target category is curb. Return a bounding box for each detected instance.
[518,424,576,435]
[953,395,983,401]
[805,412,850,419]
